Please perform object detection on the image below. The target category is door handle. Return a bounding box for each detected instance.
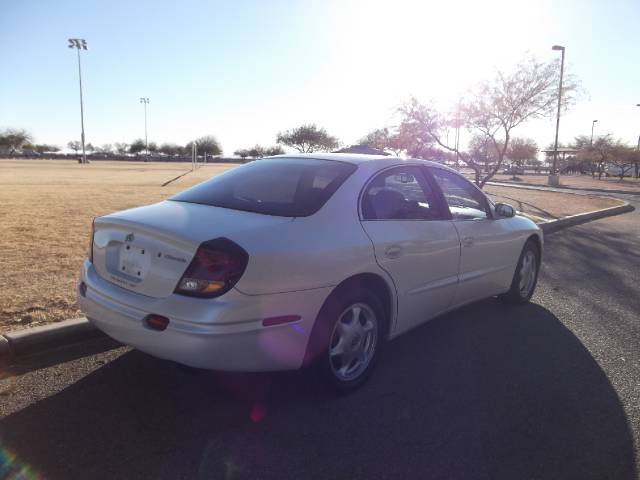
[384,245,403,259]
[461,236,474,247]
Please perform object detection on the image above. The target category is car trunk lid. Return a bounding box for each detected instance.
[91,200,292,298]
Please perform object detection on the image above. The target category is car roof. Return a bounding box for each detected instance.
[269,152,453,170]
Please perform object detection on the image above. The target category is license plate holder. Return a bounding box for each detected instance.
[118,244,151,280]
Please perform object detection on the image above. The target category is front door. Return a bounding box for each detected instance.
[427,167,522,305]
[360,166,460,335]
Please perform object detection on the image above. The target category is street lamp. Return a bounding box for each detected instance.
[68,38,88,164]
[636,104,640,178]
[549,44,565,186]
[140,97,150,157]
[636,104,640,151]
[590,119,598,146]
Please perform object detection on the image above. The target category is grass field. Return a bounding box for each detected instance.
[0,160,237,332]
[0,159,621,332]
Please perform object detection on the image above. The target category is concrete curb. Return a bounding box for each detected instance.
[488,180,635,232]
[0,317,105,366]
[539,201,635,233]
[489,179,640,197]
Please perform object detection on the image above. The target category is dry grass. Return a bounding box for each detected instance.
[0,159,623,333]
[485,185,621,221]
[0,160,237,332]
[491,173,640,192]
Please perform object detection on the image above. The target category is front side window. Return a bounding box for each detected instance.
[361,166,442,220]
[170,158,356,217]
[429,168,490,220]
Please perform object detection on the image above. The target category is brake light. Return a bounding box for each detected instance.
[145,314,170,331]
[88,218,95,263]
[175,238,248,298]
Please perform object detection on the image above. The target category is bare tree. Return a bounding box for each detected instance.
[575,135,639,180]
[67,140,81,153]
[265,145,285,156]
[397,55,580,187]
[507,137,538,167]
[114,142,129,155]
[277,124,339,153]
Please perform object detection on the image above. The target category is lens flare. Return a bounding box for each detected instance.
[0,445,44,479]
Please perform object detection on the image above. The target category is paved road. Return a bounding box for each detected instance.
[0,193,638,480]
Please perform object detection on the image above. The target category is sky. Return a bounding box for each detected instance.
[1,0,639,155]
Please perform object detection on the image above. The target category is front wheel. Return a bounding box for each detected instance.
[314,288,385,393]
[500,239,540,304]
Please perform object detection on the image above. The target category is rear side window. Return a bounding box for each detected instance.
[361,166,444,220]
[170,158,356,217]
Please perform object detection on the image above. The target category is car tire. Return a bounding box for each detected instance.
[310,287,386,394]
[500,238,540,304]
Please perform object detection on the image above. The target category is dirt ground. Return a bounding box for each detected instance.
[491,173,640,193]
[0,159,624,332]
[485,185,621,221]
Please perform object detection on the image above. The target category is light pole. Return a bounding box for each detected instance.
[590,119,598,146]
[140,97,149,157]
[636,104,640,178]
[68,38,88,164]
[549,44,565,186]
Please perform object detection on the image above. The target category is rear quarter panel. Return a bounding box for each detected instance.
[231,170,382,295]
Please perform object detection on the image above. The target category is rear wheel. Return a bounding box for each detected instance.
[500,239,540,304]
[313,288,385,393]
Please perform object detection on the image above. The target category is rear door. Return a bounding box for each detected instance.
[360,165,460,334]
[427,167,522,305]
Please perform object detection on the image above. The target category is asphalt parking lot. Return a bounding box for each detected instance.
[0,195,638,480]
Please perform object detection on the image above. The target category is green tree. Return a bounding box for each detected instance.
[187,135,222,156]
[359,128,393,152]
[129,139,146,154]
[159,143,183,156]
[34,144,60,154]
[0,128,33,153]
[277,124,339,153]
[234,149,250,159]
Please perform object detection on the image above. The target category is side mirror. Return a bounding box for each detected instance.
[495,202,516,218]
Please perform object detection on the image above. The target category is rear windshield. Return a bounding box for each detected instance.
[170,158,357,217]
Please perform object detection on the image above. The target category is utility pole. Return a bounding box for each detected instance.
[454,101,461,169]
[140,98,150,158]
[636,104,640,178]
[68,38,88,164]
[590,119,598,146]
[549,44,565,186]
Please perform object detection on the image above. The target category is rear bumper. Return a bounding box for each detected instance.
[78,260,332,371]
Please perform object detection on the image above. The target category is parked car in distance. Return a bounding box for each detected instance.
[78,154,543,392]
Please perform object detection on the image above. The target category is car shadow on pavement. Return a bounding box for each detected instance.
[0,299,636,480]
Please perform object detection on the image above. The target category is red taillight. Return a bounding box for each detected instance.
[174,238,249,298]
[145,314,170,331]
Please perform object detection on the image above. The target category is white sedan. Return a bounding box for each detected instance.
[78,154,542,391]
